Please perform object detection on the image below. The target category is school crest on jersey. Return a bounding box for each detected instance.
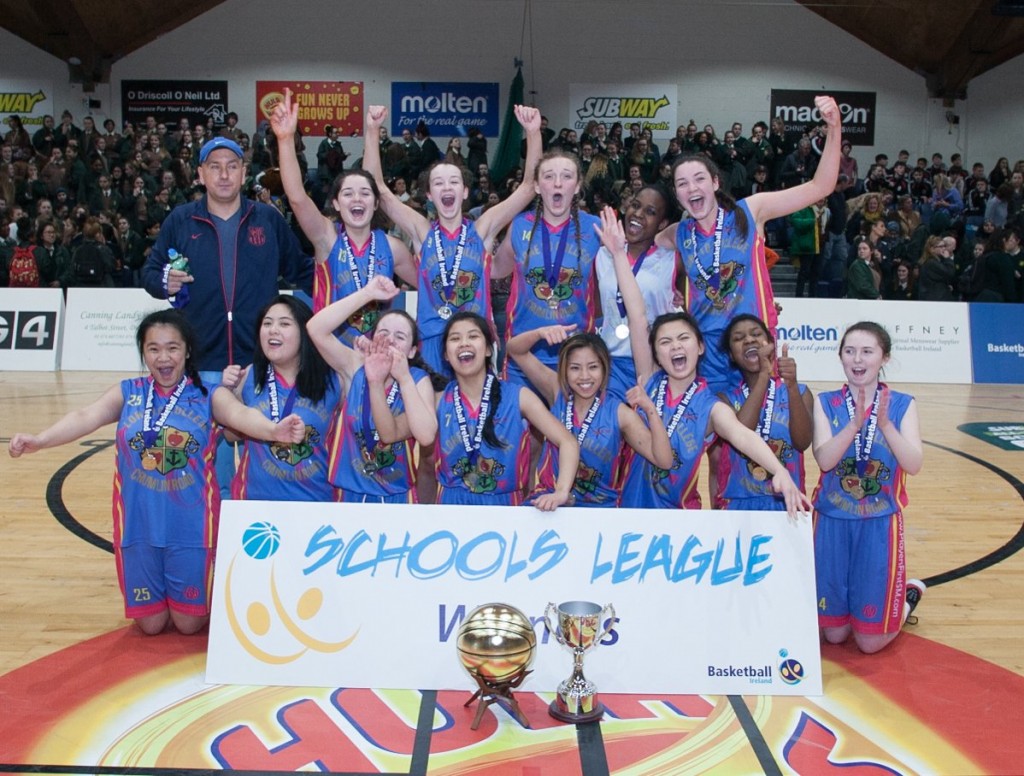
[348,302,381,334]
[694,261,744,310]
[525,265,581,305]
[270,425,320,467]
[431,270,479,307]
[129,425,199,475]
[835,456,890,500]
[453,455,504,494]
[574,462,601,497]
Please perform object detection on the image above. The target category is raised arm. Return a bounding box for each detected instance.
[269,87,336,258]
[504,324,577,406]
[474,105,542,249]
[746,96,842,228]
[619,387,673,469]
[595,206,655,382]
[307,275,399,383]
[363,106,430,246]
[9,384,123,456]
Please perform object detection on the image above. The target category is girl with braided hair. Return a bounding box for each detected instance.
[495,149,602,394]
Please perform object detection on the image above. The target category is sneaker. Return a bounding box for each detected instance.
[904,579,926,626]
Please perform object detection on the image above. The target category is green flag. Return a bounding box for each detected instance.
[489,67,526,183]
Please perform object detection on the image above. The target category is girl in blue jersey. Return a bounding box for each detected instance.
[655,96,843,394]
[595,207,809,515]
[308,275,438,503]
[811,321,925,653]
[424,311,579,509]
[715,314,813,510]
[269,89,417,347]
[506,326,672,507]
[221,294,340,501]
[495,149,602,391]
[361,104,543,377]
[8,310,304,635]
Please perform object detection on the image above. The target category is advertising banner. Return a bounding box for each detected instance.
[770,89,876,146]
[255,81,363,138]
[121,80,229,129]
[208,502,822,696]
[0,288,64,370]
[61,288,168,371]
[569,84,678,137]
[391,82,499,137]
[0,80,53,132]
[774,299,972,383]
[968,303,1024,384]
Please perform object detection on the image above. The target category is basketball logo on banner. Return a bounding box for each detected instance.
[221,520,360,664]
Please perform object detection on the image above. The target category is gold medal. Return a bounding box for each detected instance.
[141,452,157,471]
[752,465,768,482]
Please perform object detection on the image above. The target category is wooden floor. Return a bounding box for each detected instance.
[1,371,1023,681]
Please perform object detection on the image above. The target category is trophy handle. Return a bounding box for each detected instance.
[543,602,566,647]
[597,604,616,646]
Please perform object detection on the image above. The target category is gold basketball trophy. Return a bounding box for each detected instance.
[544,600,616,723]
[456,603,537,729]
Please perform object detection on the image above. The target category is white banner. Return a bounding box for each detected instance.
[61,289,168,371]
[208,503,822,696]
[775,298,972,383]
[0,288,64,370]
[569,84,678,138]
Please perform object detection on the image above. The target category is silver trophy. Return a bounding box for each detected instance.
[543,600,615,723]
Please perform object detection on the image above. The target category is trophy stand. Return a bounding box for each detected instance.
[549,646,605,723]
[463,668,532,730]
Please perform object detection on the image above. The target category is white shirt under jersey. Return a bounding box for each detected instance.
[595,243,679,357]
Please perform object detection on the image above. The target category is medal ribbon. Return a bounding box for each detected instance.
[142,375,188,448]
[541,220,571,299]
[266,366,299,423]
[360,379,400,463]
[843,385,881,476]
[564,394,601,445]
[341,230,376,291]
[614,242,655,319]
[690,207,725,287]
[655,377,700,437]
[433,220,468,307]
[454,373,494,464]
[741,377,778,442]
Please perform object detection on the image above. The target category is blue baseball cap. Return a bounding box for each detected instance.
[199,137,243,163]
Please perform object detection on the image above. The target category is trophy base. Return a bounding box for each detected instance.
[548,699,605,724]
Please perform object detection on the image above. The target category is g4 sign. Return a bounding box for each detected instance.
[0,311,58,350]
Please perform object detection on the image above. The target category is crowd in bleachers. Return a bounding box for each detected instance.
[2,108,1021,301]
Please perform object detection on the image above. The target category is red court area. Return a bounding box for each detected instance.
[1,628,1021,775]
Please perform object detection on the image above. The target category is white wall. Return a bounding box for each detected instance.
[3,0,1020,169]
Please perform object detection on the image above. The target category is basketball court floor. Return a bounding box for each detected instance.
[1,371,1022,775]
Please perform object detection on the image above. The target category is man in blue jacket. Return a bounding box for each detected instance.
[143,136,313,491]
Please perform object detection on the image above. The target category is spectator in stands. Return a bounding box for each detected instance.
[989,157,1011,190]
[964,178,990,230]
[895,195,921,239]
[974,226,1020,303]
[790,198,828,298]
[34,219,69,287]
[930,174,963,222]
[445,137,467,170]
[466,127,487,178]
[916,235,956,301]
[780,138,817,189]
[88,173,121,216]
[885,260,917,300]
[847,239,881,300]
[32,115,58,161]
[5,115,34,162]
[316,124,347,193]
